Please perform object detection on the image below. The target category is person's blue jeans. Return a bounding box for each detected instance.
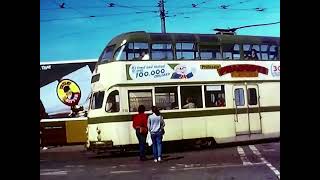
[136,129,146,159]
[151,131,163,160]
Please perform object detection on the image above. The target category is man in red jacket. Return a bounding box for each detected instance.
[132,105,148,161]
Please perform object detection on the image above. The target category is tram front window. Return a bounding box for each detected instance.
[128,42,149,60]
[91,91,105,110]
[114,42,149,61]
[100,45,115,63]
[114,45,127,61]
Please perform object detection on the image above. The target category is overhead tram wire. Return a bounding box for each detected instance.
[106,3,158,12]
[40,10,158,22]
[213,21,280,33]
[47,0,90,21]
[42,0,157,11]
[41,1,159,22]
[190,0,214,8]
[41,4,157,10]
[165,0,255,10]
[167,8,269,19]
[166,3,275,19]
[51,16,158,40]
[101,1,159,13]
[164,0,261,19]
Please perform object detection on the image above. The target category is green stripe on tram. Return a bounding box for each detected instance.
[88,106,280,124]
[126,65,132,80]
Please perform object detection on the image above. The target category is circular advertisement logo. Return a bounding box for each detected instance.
[271,63,280,77]
[56,79,81,106]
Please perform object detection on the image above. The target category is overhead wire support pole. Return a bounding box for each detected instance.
[159,0,166,33]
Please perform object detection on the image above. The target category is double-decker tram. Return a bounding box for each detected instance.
[86,31,280,151]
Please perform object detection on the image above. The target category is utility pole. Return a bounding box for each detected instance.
[159,0,166,33]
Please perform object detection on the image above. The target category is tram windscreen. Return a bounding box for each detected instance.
[100,45,115,63]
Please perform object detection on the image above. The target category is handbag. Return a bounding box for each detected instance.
[146,133,152,146]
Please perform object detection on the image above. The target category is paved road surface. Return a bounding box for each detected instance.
[40,141,280,180]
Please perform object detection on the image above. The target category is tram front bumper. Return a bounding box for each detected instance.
[88,140,113,151]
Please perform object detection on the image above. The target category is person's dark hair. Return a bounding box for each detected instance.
[140,51,147,55]
[187,97,193,103]
[251,49,259,60]
[63,86,70,93]
[251,49,257,54]
[107,96,113,102]
[138,105,145,113]
[151,106,160,116]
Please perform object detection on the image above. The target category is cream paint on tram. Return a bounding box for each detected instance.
[87,60,279,145]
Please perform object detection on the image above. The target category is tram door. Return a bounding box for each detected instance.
[233,84,262,135]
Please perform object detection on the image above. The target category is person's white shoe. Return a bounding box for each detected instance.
[154,159,158,163]
[42,147,48,150]
[158,157,161,162]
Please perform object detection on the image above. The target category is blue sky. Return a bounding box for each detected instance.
[40,0,280,62]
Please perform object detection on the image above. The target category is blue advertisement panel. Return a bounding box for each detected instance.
[40,60,97,118]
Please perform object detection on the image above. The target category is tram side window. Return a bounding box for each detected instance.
[243,44,251,59]
[252,45,261,60]
[180,86,203,109]
[222,44,240,60]
[155,87,178,110]
[269,45,280,60]
[176,43,197,60]
[244,44,260,60]
[199,45,221,60]
[205,85,226,107]
[260,44,269,60]
[128,90,153,112]
[248,88,257,105]
[91,91,105,110]
[100,45,115,62]
[234,88,245,106]
[105,90,120,113]
[233,44,241,60]
[151,43,173,60]
[127,42,149,60]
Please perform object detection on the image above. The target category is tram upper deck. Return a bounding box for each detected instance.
[91,31,280,92]
[97,31,279,64]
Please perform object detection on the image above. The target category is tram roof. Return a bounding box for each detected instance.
[107,31,280,47]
